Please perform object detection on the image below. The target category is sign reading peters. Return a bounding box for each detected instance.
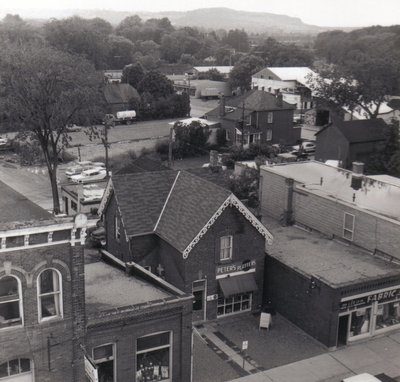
[217,259,256,276]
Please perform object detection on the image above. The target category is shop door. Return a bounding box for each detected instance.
[192,280,206,322]
[337,315,349,347]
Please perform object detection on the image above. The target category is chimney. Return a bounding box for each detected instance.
[276,92,283,108]
[351,161,364,191]
[219,95,226,117]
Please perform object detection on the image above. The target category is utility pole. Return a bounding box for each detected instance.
[241,102,245,149]
[168,125,174,168]
[103,114,115,178]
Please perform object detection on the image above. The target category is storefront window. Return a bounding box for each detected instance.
[375,300,400,330]
[349,308,371,337]
[217,293,252,317]
[93,344,115,382]
[136,332,171,382]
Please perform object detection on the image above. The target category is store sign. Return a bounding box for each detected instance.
[340,288,400,311]
[207,294,218,301]
[84,355,98,382]
[216,259,256,276]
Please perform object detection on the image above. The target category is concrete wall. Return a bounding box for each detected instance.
[0,243,86,382]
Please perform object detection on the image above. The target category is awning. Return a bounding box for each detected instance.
[218,274,258,297]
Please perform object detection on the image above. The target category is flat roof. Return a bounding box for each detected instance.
[260,161,400,221]
[0,179,53,229]
[85,258,172,316]
[263,216,400,288]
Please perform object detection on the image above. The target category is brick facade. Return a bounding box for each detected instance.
[0,240,86,382]
[86,302,193,382]
[105,197,268,321]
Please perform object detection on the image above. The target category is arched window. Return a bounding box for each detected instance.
[0,358,31,378]
[0,275,22,329]
[37,269,63,321]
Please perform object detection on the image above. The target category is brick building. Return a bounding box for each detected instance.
[259,161,400,347]
[99,170,273,322]
[85,250,193,382]
[0,181,193,382]
[0,217,87,382]
[205,89,298,147]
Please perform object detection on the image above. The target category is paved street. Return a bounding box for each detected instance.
[192,313,400,382]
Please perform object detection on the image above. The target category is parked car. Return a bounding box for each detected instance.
[66,124,82,132]
[70,168,107,183]
[0,137,9,147]
[91,162,105,168]
[65,164,95,179]
[292,141,316,153]
[342,373,396,382]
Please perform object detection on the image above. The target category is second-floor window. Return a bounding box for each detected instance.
[220,235,233,261]
[0,275,22,329]
[38,269,62,322]
[267,112,273,124]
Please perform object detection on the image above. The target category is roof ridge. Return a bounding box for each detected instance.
[154,171,181,232]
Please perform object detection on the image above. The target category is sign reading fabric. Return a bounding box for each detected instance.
[84,355,99,382]
[216,259,256,276]
[340,288,400,311]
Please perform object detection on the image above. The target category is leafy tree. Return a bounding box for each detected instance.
[106,35,136,69]
[44,16,113,69]
[365,121,400,176]
[309,58,400,119]
[223,29,250,52]
[137,70,174,99]
[0,14,41,44]
[198,68,225,81]
[121,62,145,89]
[0,42,104,213]
[115,15,143,42]
[229,55,265,91]
[160,34,183,63]
[173,121,211,158]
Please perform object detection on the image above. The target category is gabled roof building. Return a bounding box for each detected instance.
[99,170,273,321]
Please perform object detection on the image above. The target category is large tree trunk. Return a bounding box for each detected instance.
[48,164,60,215]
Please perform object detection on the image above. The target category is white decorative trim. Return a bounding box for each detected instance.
[98,178,113,216]
[182,194,273,259]
[154,171,180,232]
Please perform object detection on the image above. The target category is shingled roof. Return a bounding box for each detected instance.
[317,118,387,143]
[100,170,272,257]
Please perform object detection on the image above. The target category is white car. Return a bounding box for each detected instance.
[65,164,94,178]
[292,141,316,153]
[70,168,107,183]
[0,137,9,147]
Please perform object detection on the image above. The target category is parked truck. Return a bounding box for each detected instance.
[114,110,136,124]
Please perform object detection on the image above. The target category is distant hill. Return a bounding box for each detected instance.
[1,7,348,33]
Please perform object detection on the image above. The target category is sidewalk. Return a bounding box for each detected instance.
[230,332,400,382]
[193,313,400,382]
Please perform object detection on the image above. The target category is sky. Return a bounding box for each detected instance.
[2,0,400,27]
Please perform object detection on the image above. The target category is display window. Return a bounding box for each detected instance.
[349,308,371,338]
[375,300,400,331]
[136,332,172,382]
[93,344,115,382]
[217,293,252,317]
